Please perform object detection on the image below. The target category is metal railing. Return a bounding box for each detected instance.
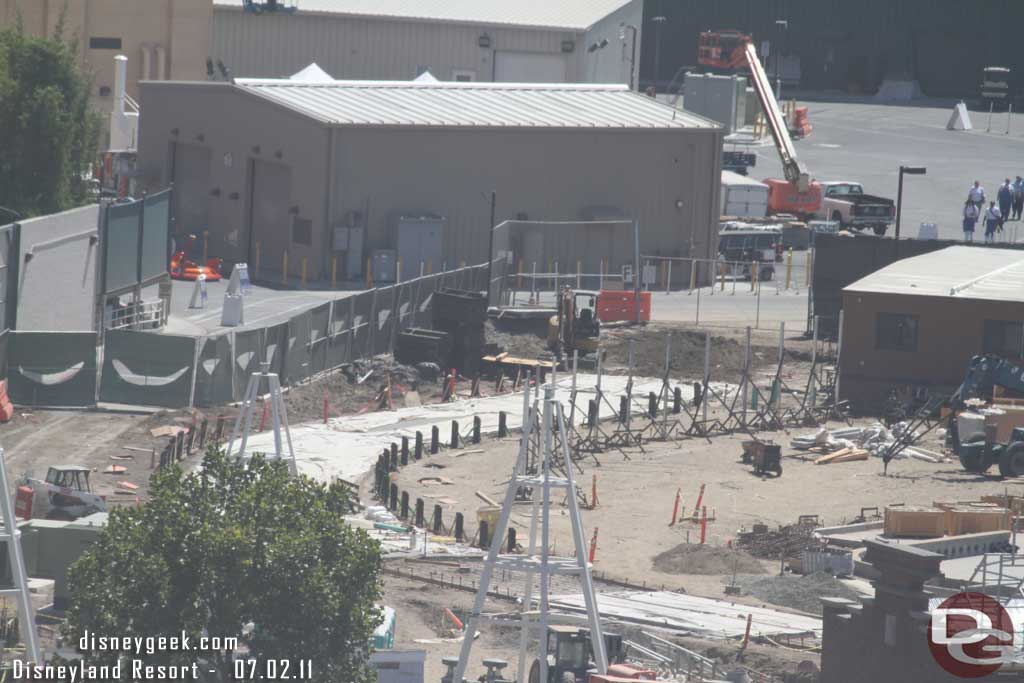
[105,298,164,331]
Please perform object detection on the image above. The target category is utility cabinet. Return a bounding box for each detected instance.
[395,214,444,280]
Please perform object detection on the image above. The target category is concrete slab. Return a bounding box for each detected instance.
[235,374,722,484]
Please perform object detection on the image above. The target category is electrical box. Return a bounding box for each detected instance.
[395,214,444,280]
[333,225,364,279]
[371,249,397,284]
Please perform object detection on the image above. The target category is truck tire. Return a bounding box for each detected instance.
[529,660,540,683]
[873,225,887,236]
[959,451,990,474]
[999,442,1024,477]
[831,211,843,224]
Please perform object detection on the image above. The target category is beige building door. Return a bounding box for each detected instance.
[247,159,292,276]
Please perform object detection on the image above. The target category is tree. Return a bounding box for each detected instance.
[0,17,100,218]
[64,449,383,683]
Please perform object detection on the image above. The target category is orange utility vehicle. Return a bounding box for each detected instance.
[700,31,821,217]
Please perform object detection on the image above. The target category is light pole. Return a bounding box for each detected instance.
[652,15,666,93]
[895,165,926,252]
[619,23,638,90]
[485,190,496,305]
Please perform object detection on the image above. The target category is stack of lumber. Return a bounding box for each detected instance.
[885,506,946,538]
[813,447,869,465]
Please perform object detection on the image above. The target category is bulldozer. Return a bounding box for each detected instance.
[19,465,108,521]
[528,626,652,683]
[547,288,600,359]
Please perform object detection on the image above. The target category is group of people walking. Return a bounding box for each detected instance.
[963,178,1024,243]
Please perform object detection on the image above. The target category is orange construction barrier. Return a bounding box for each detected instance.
[14,486,33,520]
[0,380,14,423]
[596,290,651,323]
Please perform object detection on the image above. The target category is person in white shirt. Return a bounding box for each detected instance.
[962,199,979,241]
[984,201,1001,243]
[968,181,986,211]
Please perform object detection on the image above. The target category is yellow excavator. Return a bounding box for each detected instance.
[548,287,600,358]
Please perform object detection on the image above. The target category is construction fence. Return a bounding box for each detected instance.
[6,262,497,409]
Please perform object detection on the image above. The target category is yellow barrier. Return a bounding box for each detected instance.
[785,249,793,290]
[365,256,372,288]
[301,256,307,288]
[331,255,337,289]
[282,250,289,286]
[806,250,812,286]
[750,261,758,291]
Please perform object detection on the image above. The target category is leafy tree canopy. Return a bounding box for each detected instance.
[0,18,100,219]
[64,449,383,683]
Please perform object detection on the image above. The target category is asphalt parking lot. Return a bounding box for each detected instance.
[741,100,1024,242]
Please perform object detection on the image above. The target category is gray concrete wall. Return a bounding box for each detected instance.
[137,82,330,275]
[16,205,100,332]
[212,7,581,83]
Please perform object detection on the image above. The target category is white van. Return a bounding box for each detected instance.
[720,170,769,219]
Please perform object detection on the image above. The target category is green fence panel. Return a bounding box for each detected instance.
[100,330,195,407]
[103,202,140,293]
[8,332,96,406]
[194,334,233,407]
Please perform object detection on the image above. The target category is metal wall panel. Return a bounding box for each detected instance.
[284,312,312,384]
[372,287,396,356]
[309,302,330,375]
[103,202,140,293]
[349,292,373,360]
[99,331,195,408]
[213,10,575,83]
[232,328,264,401]
[141,190,171,282]
[8,332,97,406]
[194,335,233,407]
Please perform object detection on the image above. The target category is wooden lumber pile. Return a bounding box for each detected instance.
[813,447,869,465]
[884,505,946,538]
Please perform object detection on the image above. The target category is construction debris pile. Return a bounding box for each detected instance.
[790,424,950,464]
[735,520,822,560]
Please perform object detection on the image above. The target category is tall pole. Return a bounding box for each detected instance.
[652,16,666,93]
[895,167,904,257]
[633,220,641,323]
[629,27,638,90]
[486,190,496,304]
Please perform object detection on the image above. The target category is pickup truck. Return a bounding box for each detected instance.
[816,181,895,236]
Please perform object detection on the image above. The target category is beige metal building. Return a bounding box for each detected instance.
[840,246,1024,410]
[211,0,643,86]
[1,0,211,112]
[136,77,722,284]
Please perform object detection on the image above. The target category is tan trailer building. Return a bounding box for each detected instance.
[136,77,722,284]
[839,246,1024,410]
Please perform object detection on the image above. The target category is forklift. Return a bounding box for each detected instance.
[528,626,647,683]
[547,288,600,359]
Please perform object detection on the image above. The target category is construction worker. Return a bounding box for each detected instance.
[1013,175,1024,220]
[984,201,1002,243]
[968,180,986,211]
[962,199,979,242]
[997,178,1013,228]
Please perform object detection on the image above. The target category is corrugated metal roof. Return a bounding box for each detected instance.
[214,0,633,31]
[844,245,1024,303]
[234,79,720,130]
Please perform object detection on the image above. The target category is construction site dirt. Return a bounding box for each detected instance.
[376,405,1018,679]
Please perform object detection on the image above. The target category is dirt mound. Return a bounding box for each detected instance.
[600,326,754,379]
[652,543,766,575]
[285,357,445,422]
[726,571,861,615]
